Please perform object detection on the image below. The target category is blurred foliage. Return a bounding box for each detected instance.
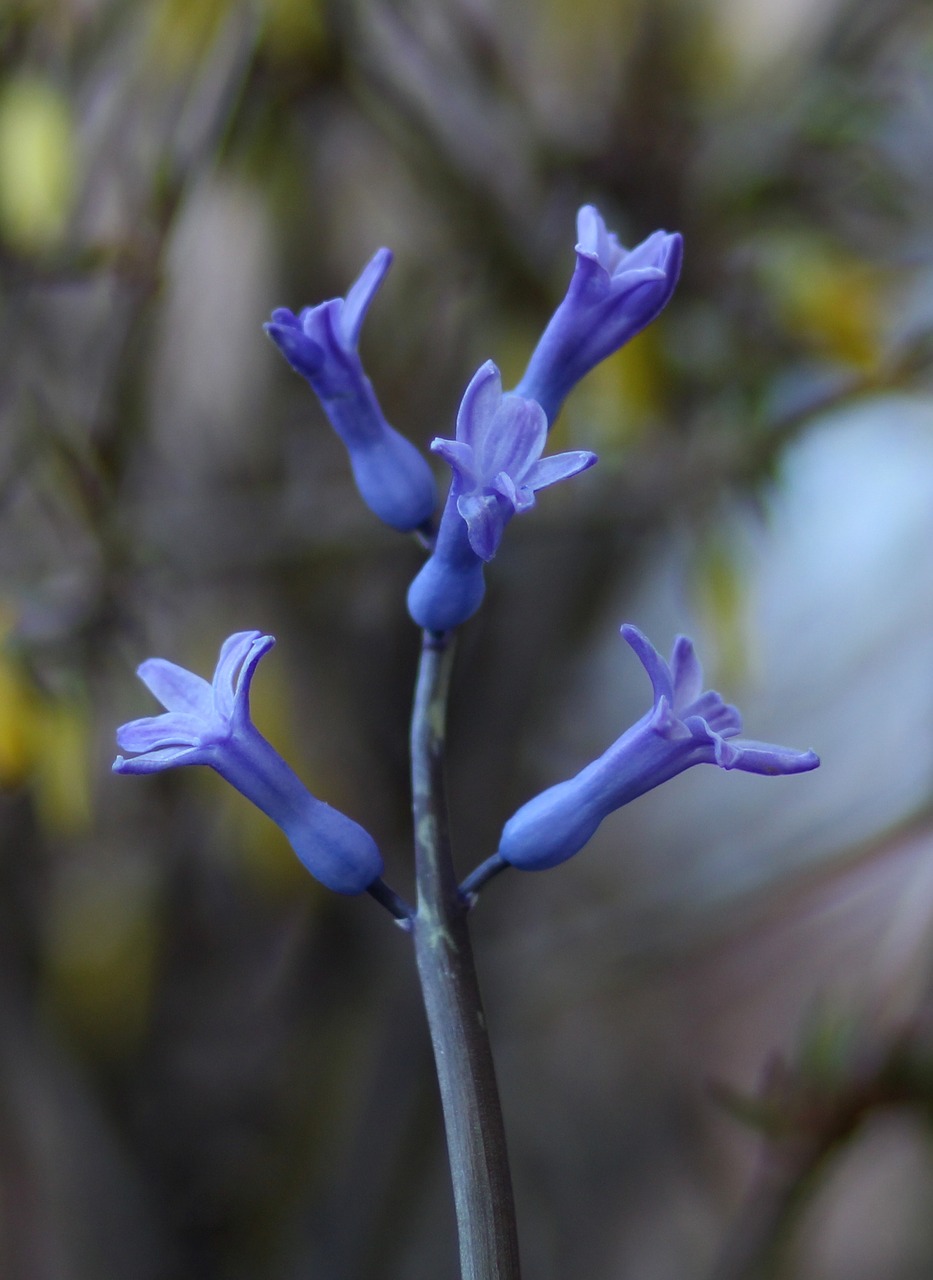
[0,614,91,832]
[1,0,933,1278]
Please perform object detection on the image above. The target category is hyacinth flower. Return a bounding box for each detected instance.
[407,360,597,632]
[494,624,819,873]
[265,249,437,533]
[113,631,385,896]
[514,205,683,426]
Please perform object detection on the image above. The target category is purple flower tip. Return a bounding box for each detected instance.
[264,250,436,532]
[263,248,395,396]
[514,205,683,425]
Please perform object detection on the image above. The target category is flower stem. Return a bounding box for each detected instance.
[459,852,509,905]
[366,877,415,928]
[410,630,522,1280]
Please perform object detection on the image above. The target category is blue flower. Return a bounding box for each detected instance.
[407,361,597,632]
[514,206,683,425]
[498,624,819,871]
[113,631,384,895]
[265,249,437,533]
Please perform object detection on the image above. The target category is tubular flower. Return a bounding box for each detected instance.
[407,360,597,632]
[113,631,384,895]
[514,206,683,426]
[498,624,820,871]
[265,249,437,532]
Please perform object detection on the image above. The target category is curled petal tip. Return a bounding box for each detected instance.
[784,747,821,772]
[732,745,821,776]
[266,307,297,327]
[341,247,394,345]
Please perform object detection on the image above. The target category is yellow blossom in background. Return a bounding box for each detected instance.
[691,533,750,688]
[40,859,161,1059]
[147,0,324,70]
[493,318,541,396]
[0,73,76,253]
[259,0,326,61]
[758,233,886,372]
[568,325,667,452]
[31,694,94,836]
[0,617,93,835]
[146,0,236,69]
[0,633,38,786]
[221,789,315,898]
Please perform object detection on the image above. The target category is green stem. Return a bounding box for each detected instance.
[410,631,521,1280]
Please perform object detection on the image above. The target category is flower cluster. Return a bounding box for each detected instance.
[408,209,679,632]
[264,207,680,633]
[116,205,819,903]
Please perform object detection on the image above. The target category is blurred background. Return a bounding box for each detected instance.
[2,0,933,1276]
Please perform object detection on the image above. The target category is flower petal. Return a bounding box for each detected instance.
[457,491,507,561]
[340,247,392,347]
[523,449,598,493]
[456,360,502,447]
[721,739,821,776]
[620,624,675,706]
[608,266,669,295]
[431,438,478,488]
[682,713,729,754]
[116,711,206,753]
[576,204,622,272]
[615,228,674,274]
[648,694,682,738]
[231,633,276,729]
[299,297,335,340]
[688,689,742,737]
[670,635,704,709]
[137,658,214,718]
[212,631,264,719]
[477,395,547,482]
[263,320,325,380]
[491,470,520,509]
[112,744,207,773]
